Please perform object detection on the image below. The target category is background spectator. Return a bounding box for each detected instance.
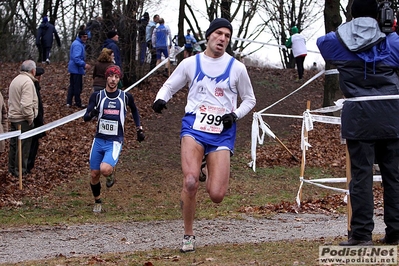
[285,26,307,80]
[92,48,115,91]
[27,67,46,173]
[152,18,172,76]
[0,90,7,154]
[184,29,197,58]
[67,30,91,108]
[8,60,38,176]
[138,12,149,65]
[146,14,159,70]
[36,16,61,64]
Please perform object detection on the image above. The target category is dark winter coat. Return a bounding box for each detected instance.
[36,22,61,48]
[102,39,121,68]
[92,61,114,88]
[317,17,399,140]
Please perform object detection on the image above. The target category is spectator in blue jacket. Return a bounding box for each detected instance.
[36,16,61,64]
[146,14,160,70]
[184,29,197,58]
[152,18,172,75]
[67,30,91,108]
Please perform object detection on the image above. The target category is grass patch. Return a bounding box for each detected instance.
[0,162,344,228]
[5,236,394,266]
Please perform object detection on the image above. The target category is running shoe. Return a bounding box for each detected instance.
[93,202,102,213]
[106,174,115,188]
[106,167,117,188]
[180,235,196,253]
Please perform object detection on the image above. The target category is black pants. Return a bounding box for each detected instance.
[347,139,399,241]
[295,56,306,79]
[27,136,40,172]
[147,42,157,70]
[8,121,33,176]
[67,74,83,107]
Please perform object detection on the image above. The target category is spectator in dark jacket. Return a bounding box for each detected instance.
[317,0,399,246]
[36,16,61,64]
[102,30,121,69]
[27,67,46,173]
[138,13,149,65]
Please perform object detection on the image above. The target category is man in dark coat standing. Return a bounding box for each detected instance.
[317,0,399,246]
[36,16,61,64]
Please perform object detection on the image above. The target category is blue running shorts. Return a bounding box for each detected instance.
[180,114,236,156]
[89,138,123,170]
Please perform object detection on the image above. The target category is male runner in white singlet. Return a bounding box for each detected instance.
[152,18,256,252]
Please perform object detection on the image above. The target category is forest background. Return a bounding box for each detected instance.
[0,0,359,106]
[0,0,369,106]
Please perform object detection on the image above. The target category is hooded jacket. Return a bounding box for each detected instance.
[317,17,399,140]
[36,21,61,48]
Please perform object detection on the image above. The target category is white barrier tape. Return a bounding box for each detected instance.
[19,109,86,140]
[325,69,339,75]
[311,114,341,125]
[300,120,311,151]
[345,94,399,102]
[0,130,21,141]
[311,99,343,113]
[261,113,303,119]
[250,71,326,171]
[251,113,260,171]
[231,37,321,54]
[296,180,304,206]
[257,70,325,113]
[124,54,170,93]
[300,178,349,194]
[260,112,341,125]
[303,110,314,132]
[250,112,278,171]
[310,94,399,115]
[303,176,382,183]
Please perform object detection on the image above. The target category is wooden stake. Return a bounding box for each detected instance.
[275,136,299,162]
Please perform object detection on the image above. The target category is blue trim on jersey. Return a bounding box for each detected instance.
[190,53,237,94]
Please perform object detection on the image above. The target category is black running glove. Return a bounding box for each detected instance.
[137,128,145,142]
[221,112,238,129]
[152,99,167,113]
[90,107,99,118]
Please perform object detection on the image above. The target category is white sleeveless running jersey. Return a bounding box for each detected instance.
[155,52,256,121]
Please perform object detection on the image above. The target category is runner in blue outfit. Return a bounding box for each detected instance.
[83,65,145,213]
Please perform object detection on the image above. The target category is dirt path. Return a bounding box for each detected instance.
[0,213,386,264]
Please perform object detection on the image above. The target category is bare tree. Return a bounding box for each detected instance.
[260,0,323,69]
[321,0,342,108]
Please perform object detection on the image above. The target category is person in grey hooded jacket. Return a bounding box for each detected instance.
[317,0,399,246]
[36,16,61,64]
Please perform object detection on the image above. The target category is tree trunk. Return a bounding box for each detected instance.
[221,0,233,56]
[322,0,342,108]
